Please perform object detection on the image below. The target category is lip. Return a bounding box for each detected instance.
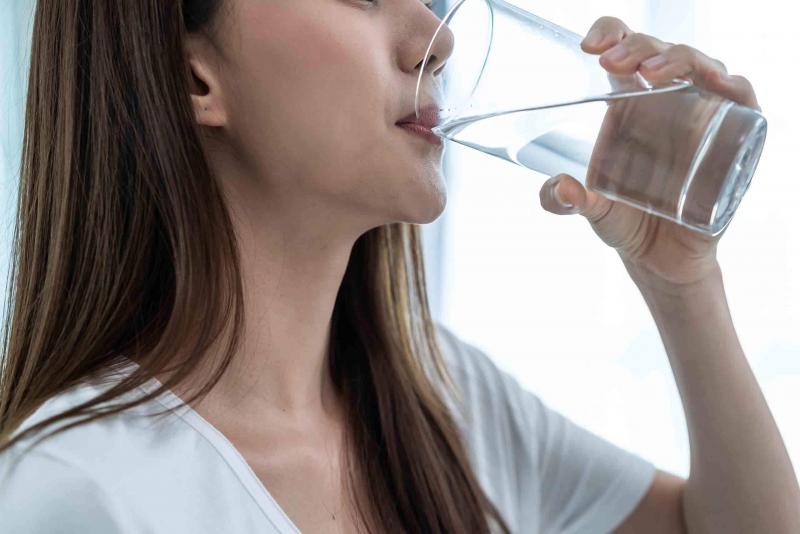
[397,122,443,146]
[396,104,442,129]
[396,104,443,146]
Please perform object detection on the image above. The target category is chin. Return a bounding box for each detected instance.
[400,186,448,225]
[364,166,448,226]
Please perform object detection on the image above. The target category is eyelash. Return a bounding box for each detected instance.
[362,0,436,11]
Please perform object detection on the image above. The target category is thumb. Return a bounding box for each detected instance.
[539,174,587,216]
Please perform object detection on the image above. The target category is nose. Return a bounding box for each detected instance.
[405,9,455,79]
[416,23,455,78]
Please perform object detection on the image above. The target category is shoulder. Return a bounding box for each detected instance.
[431,322,552,469]
[432,322,550,529]
[431,323,657,533]
[6,376,162,457]
[434,321,495,377]
[434,321,511,392]
[0,376,186,530]
[0,436,128,532]
[1,375,181,496]
[433,321,548,435]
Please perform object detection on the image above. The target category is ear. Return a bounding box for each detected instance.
[184,36,227,128]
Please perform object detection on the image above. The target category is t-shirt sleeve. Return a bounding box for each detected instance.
[0,447,126,534]
[435,324,656,534]
[526,387,656,533]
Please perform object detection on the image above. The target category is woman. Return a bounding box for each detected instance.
[0,0,797,532]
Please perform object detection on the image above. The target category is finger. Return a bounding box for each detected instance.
[636,44,720,81]
[539,174,582,215]
[690,70,761,110]
[541,174,621,232]
[598,32,671,75]
[708,72,760,110]
[638,45,759,109]
[581,16,633,54]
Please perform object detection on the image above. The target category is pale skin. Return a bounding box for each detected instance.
[175,0,799,532]
[541,17,800,534]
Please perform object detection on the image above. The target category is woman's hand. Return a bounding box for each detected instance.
[539,16,761,291]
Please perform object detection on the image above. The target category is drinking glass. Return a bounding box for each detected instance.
[415,0,768,235]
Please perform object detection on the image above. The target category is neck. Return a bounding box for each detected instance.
[160,153,376,426]
[218,209,355,420]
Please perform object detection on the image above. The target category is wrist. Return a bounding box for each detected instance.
[629,262,732,335]
[623,258,724,301]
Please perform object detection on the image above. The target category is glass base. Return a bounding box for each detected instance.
[680,104,768,235]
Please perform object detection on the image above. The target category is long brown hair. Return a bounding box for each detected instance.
[0,1,511,533]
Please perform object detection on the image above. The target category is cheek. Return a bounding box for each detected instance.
[227,4,392,181]
[222,2,445,222]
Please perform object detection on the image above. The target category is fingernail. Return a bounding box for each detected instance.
[582,28,603,47]
[553,182,574,209]
[642,54,667,70]
[603,44,628,62]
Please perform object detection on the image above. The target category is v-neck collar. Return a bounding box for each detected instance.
[119,356,303,533]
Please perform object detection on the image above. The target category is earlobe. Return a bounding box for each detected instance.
[190,91,225,127]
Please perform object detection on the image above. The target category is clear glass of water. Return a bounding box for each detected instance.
[415,0,768,235]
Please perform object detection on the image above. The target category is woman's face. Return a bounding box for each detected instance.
[193,0,455,232]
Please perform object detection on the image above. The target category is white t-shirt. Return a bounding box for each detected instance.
[0,324,655,533]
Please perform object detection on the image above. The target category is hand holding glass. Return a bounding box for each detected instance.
[415,0,767,235]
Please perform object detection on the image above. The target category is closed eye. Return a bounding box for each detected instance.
[361,0,436,10]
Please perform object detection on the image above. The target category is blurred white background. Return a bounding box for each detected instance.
[0,1,32,296]
[2,1,798,481]
[423,0,800,478]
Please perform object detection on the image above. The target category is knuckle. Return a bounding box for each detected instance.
[624,31,645,45]
[595,15,627,31]
[734,75,755,92]
[625,32,663,52]
[625,31,646,43]
[669,43,696,58]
